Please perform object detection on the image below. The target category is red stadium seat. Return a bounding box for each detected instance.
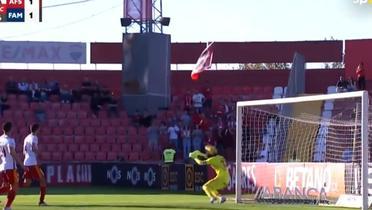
[107,152,117,161]
[18,95,29,103]
[111,144,121,153]
[74,152,84,161]
[3,110,12,118]
[80,119,90,127]
[63,152,73,161]
[85,152,95,161]
[23,110,33,120]
[77,111,88,119]
[80,103,90,111]
[74,127,84,135]
[105,135,116,144]
[52,152,62,161]
[96,152,106,161]
[40,152,51,161]
[56,111,66,119]
[61,103,71,112]
[84,136,95,143]
[106,127,116,135]
[66,119,79,127]
[72,103,81,111]
[58,144,67,152]
[110,118,120,127]
[80,144,89,152]
[51,103,61,111]
[96,127,106,135]
[66,112,76,119]
[101,119,110,127]
[47,119,58,127]
[90,120,100,127]
[117,127,126,135]
[41,127,52,136]
[64,136,74,144]
[68,144,79,152]
[101,144,111,152]
[129,152,139,161]
[116,135,126,143]
[98,111,108,119]
[74,136,84,144]
[14,110,23,119]
[63,127,74,136]
[90,144,100,152]
[122,144,131,153]
[127,127,137,136]
[85,127,95,136]
[132,144,142,153]
[95,136,106,144]
[52,127,63,135]
[53,136,63,144]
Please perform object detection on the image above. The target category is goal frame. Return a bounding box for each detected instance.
[235,91,369,209]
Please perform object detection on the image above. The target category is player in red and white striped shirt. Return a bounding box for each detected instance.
[22,124,47,206]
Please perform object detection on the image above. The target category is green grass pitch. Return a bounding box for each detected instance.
[5,187,352,210]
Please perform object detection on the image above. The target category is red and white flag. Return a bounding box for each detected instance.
[191,42,214,80]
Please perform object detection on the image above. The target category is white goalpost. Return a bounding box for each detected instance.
[235,91,369,209]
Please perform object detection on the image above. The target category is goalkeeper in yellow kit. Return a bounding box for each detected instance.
[189,145,230,204]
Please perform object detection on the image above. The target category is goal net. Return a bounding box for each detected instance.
[235,91,369,209]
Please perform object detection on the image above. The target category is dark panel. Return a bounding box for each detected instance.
[90,42,122,64]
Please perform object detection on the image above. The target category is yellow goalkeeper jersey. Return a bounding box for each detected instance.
[206,155,229,177]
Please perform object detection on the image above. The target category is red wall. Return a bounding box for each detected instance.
[345,39,372,79]
[0,69,343,95]
[90,41,343,64]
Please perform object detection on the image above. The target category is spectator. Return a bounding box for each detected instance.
[199,113,210,132]
[192,124,203,151]
[140,110,154,128]
[181,125,192,161]
[356,62,366,90]
[5,77,18,94]
[18,79,30,94]
[60,85,72,103]
[184,91,192,111]
[336,76,349,93]
[167,123,180,150]
[180,110,191,127]
[0,95,9,116]
[347,77,357,92]
[48,80,60,95]
[90,93,102,117]
[35,106,46,123]
[147,123,159,152]
[29,83,41,102]
[159,121,168,135]
[203,87,213,110]
[132,110,142,127]
[192,91,205,113]
[107,96,118,118]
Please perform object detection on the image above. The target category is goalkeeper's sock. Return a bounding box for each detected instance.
[219,196,227,204]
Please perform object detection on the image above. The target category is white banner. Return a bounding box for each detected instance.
[0,41,86,64]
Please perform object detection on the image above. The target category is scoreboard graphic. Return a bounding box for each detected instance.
[0,0,42,22]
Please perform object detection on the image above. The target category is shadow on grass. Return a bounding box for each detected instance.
[20,204,237,210]
[18,186,202,196]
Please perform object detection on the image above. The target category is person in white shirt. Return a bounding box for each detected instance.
[22,124,47,206]
[167,124,180,150]
[0,122,23,210]
[192,92,205,113]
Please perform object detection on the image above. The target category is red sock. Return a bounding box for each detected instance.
[40,186,46,203]
[0,184,10,194]
[5,190,16,207]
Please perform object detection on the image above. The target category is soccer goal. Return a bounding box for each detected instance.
[235,91,369,209]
